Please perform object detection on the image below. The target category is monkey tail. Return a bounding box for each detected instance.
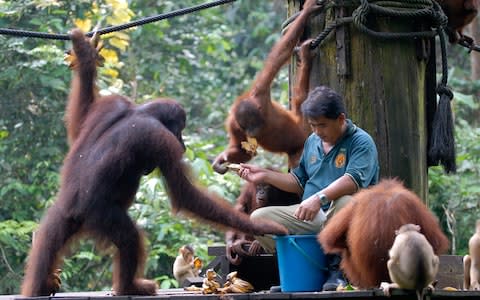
[414,251,429,300]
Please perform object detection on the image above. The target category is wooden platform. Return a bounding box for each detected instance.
[6,250,478,300]
[201,248,466,291]
[6,288,480,300]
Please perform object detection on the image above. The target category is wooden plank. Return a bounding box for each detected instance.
[9,289,480,300]
[207,246,226,257]
[436,255,465,289]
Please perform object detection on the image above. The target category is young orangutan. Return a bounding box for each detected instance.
[212,0,322,174]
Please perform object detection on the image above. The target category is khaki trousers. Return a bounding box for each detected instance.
[250,195,352,253]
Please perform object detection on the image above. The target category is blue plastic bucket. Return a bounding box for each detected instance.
[274,234,327,292]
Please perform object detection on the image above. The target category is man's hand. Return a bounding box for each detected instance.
[238,164,267,184]
[293,193,322,221]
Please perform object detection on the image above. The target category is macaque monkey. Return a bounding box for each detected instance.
[463,220,480,290]
[172,245,201,287]
[380,224,439,300]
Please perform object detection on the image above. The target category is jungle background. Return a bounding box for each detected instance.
[0,0,479,295]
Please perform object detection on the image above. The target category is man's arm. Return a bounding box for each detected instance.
[318,174,358,201]
[294,175,357,221]
[238,164,303,195]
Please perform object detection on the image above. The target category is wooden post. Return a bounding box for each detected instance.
[288,1,429,202]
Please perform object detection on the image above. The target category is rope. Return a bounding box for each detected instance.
[0,0,237,40]
[307,0,449,49]
[429,25,456,173]
[350,0,445,40]
[310,17,353,49]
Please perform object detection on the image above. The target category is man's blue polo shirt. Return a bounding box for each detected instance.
[291,119,379,200]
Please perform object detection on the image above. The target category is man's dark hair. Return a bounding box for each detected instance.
[300,86,346,119]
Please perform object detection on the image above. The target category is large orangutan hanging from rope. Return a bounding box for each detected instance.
[211,0,323,174]
[21,29,287,297]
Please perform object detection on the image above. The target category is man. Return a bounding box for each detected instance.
[238,86,380,291]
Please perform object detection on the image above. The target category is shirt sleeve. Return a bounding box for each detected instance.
[345,133,379,188]
[291,136,311,190]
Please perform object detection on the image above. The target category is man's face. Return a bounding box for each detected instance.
[307,113,346,144]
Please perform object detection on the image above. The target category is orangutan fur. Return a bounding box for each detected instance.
[318,178,449,288]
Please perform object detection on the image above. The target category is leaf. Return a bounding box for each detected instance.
[454,92,478,109]
[108,37,129,51]
[102,67,119,78]
[99,48,119,63]
[74,18,92,32]
[74,251,97,261]
[0,130,9,139]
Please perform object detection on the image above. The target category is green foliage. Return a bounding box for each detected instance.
[0,0,286,294]
[126,0,287,133]
[427,68,480,255]
[428,113,480,255]
[0,37,67,222]
[0,220,37,294]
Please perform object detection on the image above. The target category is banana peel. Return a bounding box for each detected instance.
[220,271,254,294]
[241,137,258,156]
[226,163,241,172]
[201,269,221,294]
[193,257,202,269]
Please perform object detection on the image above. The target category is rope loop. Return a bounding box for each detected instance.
[309,0,448,49]
[350,0,441,40]
[430,0,449,28]
[436,85,454,100]
[310,17,353,49]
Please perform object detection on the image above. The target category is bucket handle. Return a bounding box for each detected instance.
[288,237,328,272]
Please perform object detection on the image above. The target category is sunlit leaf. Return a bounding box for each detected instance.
[99,48,118,63]
[74,19,92,32]
[108,36,129,51]
[102,67,119,78]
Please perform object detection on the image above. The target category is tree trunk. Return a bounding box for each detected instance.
[288,1,429,202]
